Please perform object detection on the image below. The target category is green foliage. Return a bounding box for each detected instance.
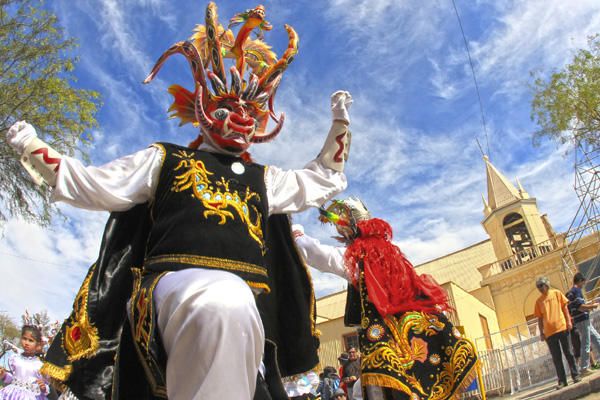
[0,0,100,225]
[0,312,19,343]
[531,35,600,148]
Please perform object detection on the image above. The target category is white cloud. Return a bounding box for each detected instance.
[0,206,107,322]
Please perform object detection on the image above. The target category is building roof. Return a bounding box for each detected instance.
[316,291,347,323]
[414,239,497,292]
[484,156,522,210]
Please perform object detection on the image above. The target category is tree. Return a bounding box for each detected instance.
[531,34,600,148]
[0,312,19,343]
[0,0,100,225]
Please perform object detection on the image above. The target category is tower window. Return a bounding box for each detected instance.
[503,212,534,264]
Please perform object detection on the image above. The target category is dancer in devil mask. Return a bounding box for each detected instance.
[5,3,353,399]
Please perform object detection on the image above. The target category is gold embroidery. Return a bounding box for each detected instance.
[63,265,100,362]
[361,312,447,397]
[129,270,168,398]
[362,372,417,397]
[171,150,265,251]
[429,339,478,400]
[145,254,267,277]
[40,361,73,382]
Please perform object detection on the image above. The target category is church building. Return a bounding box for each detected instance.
[315,157,600,369]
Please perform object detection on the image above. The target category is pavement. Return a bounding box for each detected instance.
[498,371,600,400]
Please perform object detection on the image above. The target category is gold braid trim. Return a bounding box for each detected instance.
[247,281,271,294]
[362,372,414,396]
[149,143,168,221]
[64,265,100,362]
[40,361,73,382]
[145,254,268,277]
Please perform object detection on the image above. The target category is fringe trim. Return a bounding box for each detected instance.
[41,360,73,382]
[362,359,480,400]
[362,372,412,394]
[450,360,480,399]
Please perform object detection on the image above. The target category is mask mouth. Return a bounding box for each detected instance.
[222,114,256,144]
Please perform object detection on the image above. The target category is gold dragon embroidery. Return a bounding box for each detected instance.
[362,312,445,397]
[171,150,265,251]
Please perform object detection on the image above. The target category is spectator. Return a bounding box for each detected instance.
[317,366,340,400]
[341,347,360,399]
[535,276,581,389]
[337,352,349,394]
[567,272,600,375]
[332,388,348,400]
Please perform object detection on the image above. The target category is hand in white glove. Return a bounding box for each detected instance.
[6,121,37,154]
[330,90,353,124]
[291,223,305,239]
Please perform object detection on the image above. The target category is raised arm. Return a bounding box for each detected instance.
[293,224,348,280]
[6,121,162,211]
[266,91,352,214]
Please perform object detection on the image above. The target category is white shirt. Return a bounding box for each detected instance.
[51,142,347,215]
[293,229,348,280]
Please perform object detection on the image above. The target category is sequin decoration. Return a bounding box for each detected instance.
[367,324,385,342]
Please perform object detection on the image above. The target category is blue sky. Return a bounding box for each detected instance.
[1,0,599,322]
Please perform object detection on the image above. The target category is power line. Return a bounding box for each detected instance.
[451,0,491,157]
[0,251,84,269]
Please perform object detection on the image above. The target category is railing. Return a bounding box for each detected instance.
[464,310,600,397]
[494,239,557,274]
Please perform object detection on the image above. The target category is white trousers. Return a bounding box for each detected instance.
[154,269,265,400]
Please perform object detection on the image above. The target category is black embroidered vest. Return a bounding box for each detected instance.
[144,143,270,290]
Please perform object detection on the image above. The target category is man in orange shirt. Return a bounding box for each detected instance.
[534,276,581,389]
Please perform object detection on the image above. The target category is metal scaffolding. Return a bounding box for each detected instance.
[561,141,600,294]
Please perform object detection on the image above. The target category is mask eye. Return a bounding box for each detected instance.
[212,108,229,120]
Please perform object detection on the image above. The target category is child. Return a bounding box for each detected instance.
[0,325,49,400]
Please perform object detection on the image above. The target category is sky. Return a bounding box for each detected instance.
[1,0,599,324]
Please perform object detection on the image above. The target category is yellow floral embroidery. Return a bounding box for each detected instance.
[171,150,265,251]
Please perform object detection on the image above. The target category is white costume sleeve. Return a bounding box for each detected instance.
[51,146,163,211]
[294,233,348,280]
[265,159,347,215]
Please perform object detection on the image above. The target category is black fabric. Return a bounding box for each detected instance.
[344,285,361,327]
[257,214,320,376]
[112,318,164,400]
[147,143,269,277]
[44,204,152,400]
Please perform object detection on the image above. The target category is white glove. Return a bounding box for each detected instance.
[330,90,353,124]
[292,224,305,238]
[7,121,37,154]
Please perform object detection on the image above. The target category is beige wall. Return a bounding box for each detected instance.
[445,282,503,350]
[483,252,567,335]
[316,318,356,370]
